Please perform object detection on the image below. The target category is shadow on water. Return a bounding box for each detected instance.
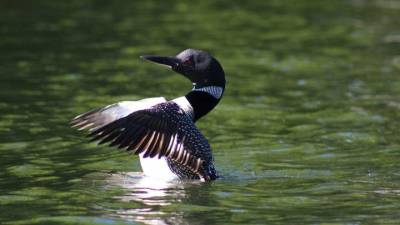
[1,0,400,224]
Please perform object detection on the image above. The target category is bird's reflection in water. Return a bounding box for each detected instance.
[105,172,203,225]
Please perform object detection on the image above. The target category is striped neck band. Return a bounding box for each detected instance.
[192,86,224,99]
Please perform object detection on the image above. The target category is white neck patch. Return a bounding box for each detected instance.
[192,86,224,99]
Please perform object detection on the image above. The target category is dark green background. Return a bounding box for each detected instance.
[1,0,400,224]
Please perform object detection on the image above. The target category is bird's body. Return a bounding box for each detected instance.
[71,49,225,181]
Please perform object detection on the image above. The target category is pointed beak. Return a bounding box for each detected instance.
[140,55,181,68]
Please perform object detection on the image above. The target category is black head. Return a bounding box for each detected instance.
[141,49,225,88]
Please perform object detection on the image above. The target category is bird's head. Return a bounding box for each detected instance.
[141,49,225,88]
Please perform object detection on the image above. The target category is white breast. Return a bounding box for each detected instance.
[139,154,178,180]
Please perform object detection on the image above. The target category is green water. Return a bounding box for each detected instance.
[1,0,400,224]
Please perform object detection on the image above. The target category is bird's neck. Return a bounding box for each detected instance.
[185,85,224,122]
[172,85,224,122]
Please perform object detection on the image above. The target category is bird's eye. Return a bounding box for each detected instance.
[182,57,193,66]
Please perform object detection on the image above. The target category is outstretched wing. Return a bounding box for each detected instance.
[70,97,166,131]
[71,101,210,180]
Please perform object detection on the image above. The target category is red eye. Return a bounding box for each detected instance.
[182,58,193,65]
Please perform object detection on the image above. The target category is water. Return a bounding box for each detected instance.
[1,0,400,224]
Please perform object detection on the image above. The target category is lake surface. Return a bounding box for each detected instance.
[1,0,400,224]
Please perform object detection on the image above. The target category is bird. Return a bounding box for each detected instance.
[70,49,226,181]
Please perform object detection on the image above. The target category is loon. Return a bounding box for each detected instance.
[71,49,226,181]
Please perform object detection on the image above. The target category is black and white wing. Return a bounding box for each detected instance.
[71,101,213,180]
[70,97,166,131]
